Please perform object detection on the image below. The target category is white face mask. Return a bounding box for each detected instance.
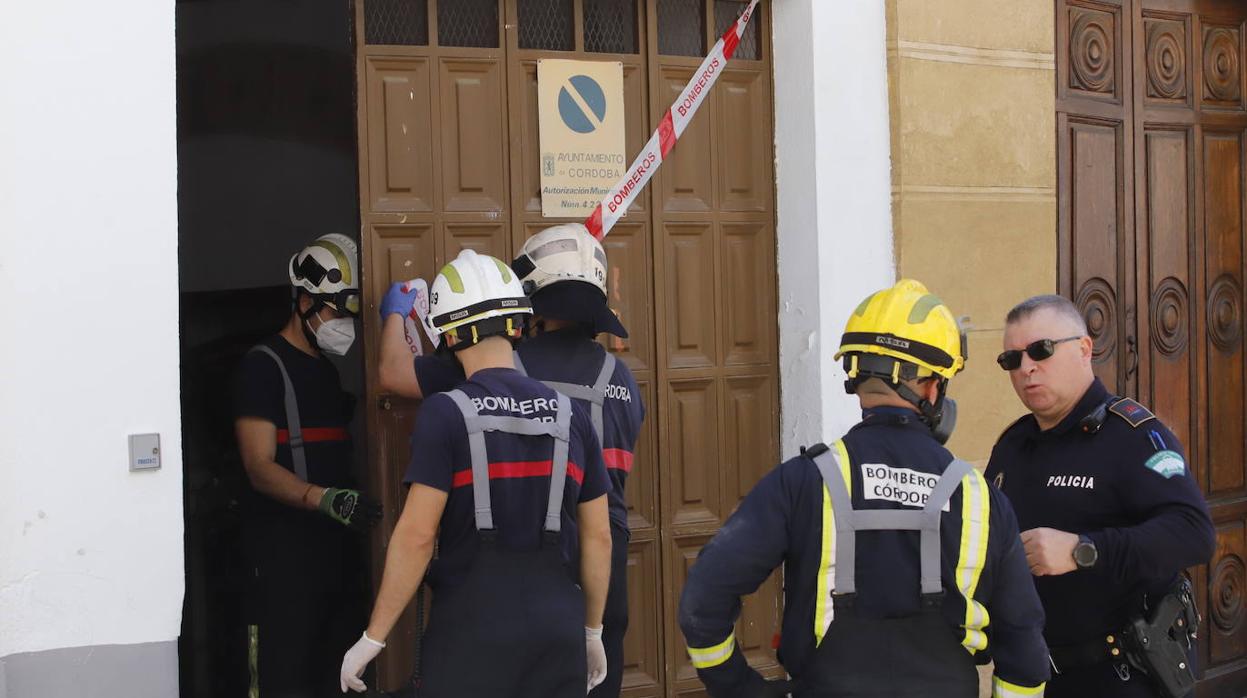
[310,317,356,356]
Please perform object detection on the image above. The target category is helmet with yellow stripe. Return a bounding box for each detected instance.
[835,279,967,441]
[289,233,361,316]
[425,249,532,350]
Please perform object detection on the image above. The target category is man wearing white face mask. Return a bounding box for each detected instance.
[233,233,382,698]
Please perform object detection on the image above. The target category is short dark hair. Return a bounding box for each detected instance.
[1005,294,1089,334]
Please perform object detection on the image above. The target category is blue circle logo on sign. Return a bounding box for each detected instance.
[558,74,607,134]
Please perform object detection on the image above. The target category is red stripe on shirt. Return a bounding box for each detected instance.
[603,448,634,473]
[451,460,585,488]
[276,427,349,444]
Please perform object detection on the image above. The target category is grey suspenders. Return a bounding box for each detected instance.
[513,351,616,441]
[811,448,973,596]
[444,389,573,534]
[250,345,309,481]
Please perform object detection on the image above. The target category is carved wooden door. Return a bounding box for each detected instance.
[1058,0,1247,693]
[354,1,780,695]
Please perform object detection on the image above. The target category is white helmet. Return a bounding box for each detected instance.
[511,224,608,296]
[289,233,361,315]
[511,224,627,338]
[426,249,532,348]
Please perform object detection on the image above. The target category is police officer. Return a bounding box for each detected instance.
[233,233,382,698]
[985,295,1215,697]
[376,224,644,698]
[679,280,1049,698]
[339,249,615,697]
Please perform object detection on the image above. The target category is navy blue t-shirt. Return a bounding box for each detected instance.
[231,334,360,590]
[404,367,609,590]
[232,335,357,495]
[415,328,645,529]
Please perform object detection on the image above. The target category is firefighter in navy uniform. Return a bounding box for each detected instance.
[339,249,615,697]
[375,224,645,698]
[233,233,382,698]
[985,295,1214,698]
[679,280,1049,698]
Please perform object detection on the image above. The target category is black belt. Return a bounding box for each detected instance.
[1048,636,1118,673]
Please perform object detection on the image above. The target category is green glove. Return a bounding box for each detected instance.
[318,488,382,531]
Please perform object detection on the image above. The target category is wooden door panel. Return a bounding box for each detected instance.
[444,221,508,260]
[371,401,422,687]
[1142,14,1191,107]
[735,569,782,674]
[722,374,778,509]
[623,536,664,696]
[366,57,435,212]
[1067,117,1129,388]
[438,58,508,212]
[370,223,440,357]
[1066,3,1123,103]
[621,61,650,216]
[663,222,718,369]
[670,534,714,691]
[666,377,722,527]
[715,69,770,213]
[668,535,778,696]
[602,221,655,373]
[517,59,543,214]
[1200,24,1243,112]
[629,379,659,531]
[1142,129,1195,455]
[1208,522,1247,665]
[720,222,776,367]
[657,65,714,214]
[1202,132,1245,496]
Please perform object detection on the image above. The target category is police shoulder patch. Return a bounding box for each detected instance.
[1145,450,1186,479]
[1108,397,1157,428]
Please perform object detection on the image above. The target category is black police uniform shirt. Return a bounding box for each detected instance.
[414,327,644,530]
[404,367,610,590]
[679,407,1049,695]
[985,378,1215,647]
[232,334,359,589]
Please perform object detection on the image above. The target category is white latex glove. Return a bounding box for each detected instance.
[586,625,607,693]
[339,631,386,693]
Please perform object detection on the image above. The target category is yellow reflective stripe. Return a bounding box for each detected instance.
[814,440,852,646]
[687,632,736,669]
[992,676,1045,697]
[814,486,834,646]
[957,468,991,652]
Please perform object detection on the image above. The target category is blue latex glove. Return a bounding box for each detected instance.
[380,281,419,320]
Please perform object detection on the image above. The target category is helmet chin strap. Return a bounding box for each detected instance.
[889,378,955,444]
[297,291,326,348]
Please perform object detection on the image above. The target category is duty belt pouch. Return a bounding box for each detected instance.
[1120,575,1200,698]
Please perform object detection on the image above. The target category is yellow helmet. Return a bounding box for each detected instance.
[835,279,966,382]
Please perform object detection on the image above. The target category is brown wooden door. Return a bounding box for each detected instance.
[354,2,780,695]
[1058,0,1247,693]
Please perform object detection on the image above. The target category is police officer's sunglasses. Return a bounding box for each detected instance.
[996,336,1083,370]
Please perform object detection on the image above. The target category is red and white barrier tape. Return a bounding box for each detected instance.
[584,0,760,239]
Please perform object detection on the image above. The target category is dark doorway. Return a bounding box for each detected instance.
[175,2,361,695]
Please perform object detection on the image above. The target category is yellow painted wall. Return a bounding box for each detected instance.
[886,0,1057,466]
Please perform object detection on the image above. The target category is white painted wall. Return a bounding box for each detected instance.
[0,0,183,660]
[773,0,895,457]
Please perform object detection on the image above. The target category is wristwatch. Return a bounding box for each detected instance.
[1073,535,1098,569]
